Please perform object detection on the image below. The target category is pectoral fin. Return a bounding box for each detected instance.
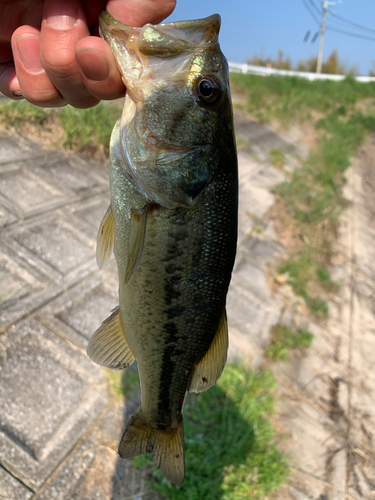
[125,204,149,283]
[96,204,114,269]
[188,309,228,393]
[87,307,135,370]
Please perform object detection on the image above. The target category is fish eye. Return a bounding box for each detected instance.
[195,76,222,105]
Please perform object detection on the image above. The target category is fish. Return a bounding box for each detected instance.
[87,11,238,487]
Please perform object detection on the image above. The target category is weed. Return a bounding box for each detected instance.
[104,365,140,400]
[132,365,288,499]
[0,99,54,127]
[252,225,263,234]
[104,369,124,400]
[59,104,120,155]
[266,325,314,361]
[230,73,375,126]
[0,100,120,157]
[269,148,285,168]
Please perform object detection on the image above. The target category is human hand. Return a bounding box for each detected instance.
[0,0,176,108]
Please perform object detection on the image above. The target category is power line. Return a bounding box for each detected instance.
[306,0,321,14]
[300,0,321,24]
[328,12,375,35]
[307,0,375,36]
[301,0,375,42]
[326,25,375,41]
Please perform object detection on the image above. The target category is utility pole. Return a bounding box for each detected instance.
[316,0,339,73]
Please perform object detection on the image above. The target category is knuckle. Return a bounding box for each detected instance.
[22,87,66,107]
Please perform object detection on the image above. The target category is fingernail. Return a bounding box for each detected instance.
[12,91,24,99]
[16,34,44,74]
[45,0,77,30]
[76,48,109,81]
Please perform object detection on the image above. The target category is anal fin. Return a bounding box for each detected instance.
[119,409,185,487]
[188,309,228,393]
[125,204,149,283]
[87,306,135,370]
[97,204,114,269]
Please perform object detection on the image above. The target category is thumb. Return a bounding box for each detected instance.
[106,0,176,27]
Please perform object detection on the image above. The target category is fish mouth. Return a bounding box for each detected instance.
[98,11,222,91]
[99,11,221,54]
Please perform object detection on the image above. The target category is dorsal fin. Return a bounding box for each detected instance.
[87,307,135,370]
[188,309,228,393]
[96,204,114,269]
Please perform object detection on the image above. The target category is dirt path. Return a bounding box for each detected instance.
[269,135,375,500]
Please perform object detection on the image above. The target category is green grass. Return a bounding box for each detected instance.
[0,99,120,156]
[231,73,375,316]
[266,325,314,361]
[276,111,375,315]
[230,73,375,125]
[104,365,140,400]
[132,365,288,499]
[269,148,285,168]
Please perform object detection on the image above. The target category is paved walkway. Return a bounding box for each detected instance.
[1,110,374,499]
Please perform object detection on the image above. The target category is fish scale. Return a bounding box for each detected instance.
[87,10,238,486]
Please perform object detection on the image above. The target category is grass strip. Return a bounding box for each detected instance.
[131,365,288,500]
[230,73,375,125]
[231,73,375,316]
[276,111,375,316]
[266,324,314,361]
[0,99,121,157]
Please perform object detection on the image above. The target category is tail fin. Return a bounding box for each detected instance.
[119,409,185,487]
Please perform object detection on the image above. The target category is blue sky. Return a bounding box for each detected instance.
[165,1,375,75]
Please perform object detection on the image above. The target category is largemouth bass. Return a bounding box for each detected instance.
[87,11,238,486]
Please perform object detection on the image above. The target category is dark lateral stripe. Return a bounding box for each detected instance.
[157,320,179,424]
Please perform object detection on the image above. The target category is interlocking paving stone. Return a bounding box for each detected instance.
[239,182,275,220]
[35,404,145,500]
[0,465,33,500]
[226,279,281,349]
[0,161,68,219]
[0,133,44,165]
[0,318,108,491]
[34,151,108,199]
[0,247,61,333]
[0,203,17,228]
[242,235,285,269]
[66,195,110,240]
[234,114,294,154]
[232,248,273,300]
[36,276,118,350]
[2,213,97,287]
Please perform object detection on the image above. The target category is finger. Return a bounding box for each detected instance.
[0,42,13,64]
[0,64,23,99]
[75,36,125,100]
[40,0,100,108]
[75,0,177,101]
[0,41,23,99]
[11,26,66,107]
[106,0,177,26]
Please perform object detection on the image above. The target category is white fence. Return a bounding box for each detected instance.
[228,61,375,83]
